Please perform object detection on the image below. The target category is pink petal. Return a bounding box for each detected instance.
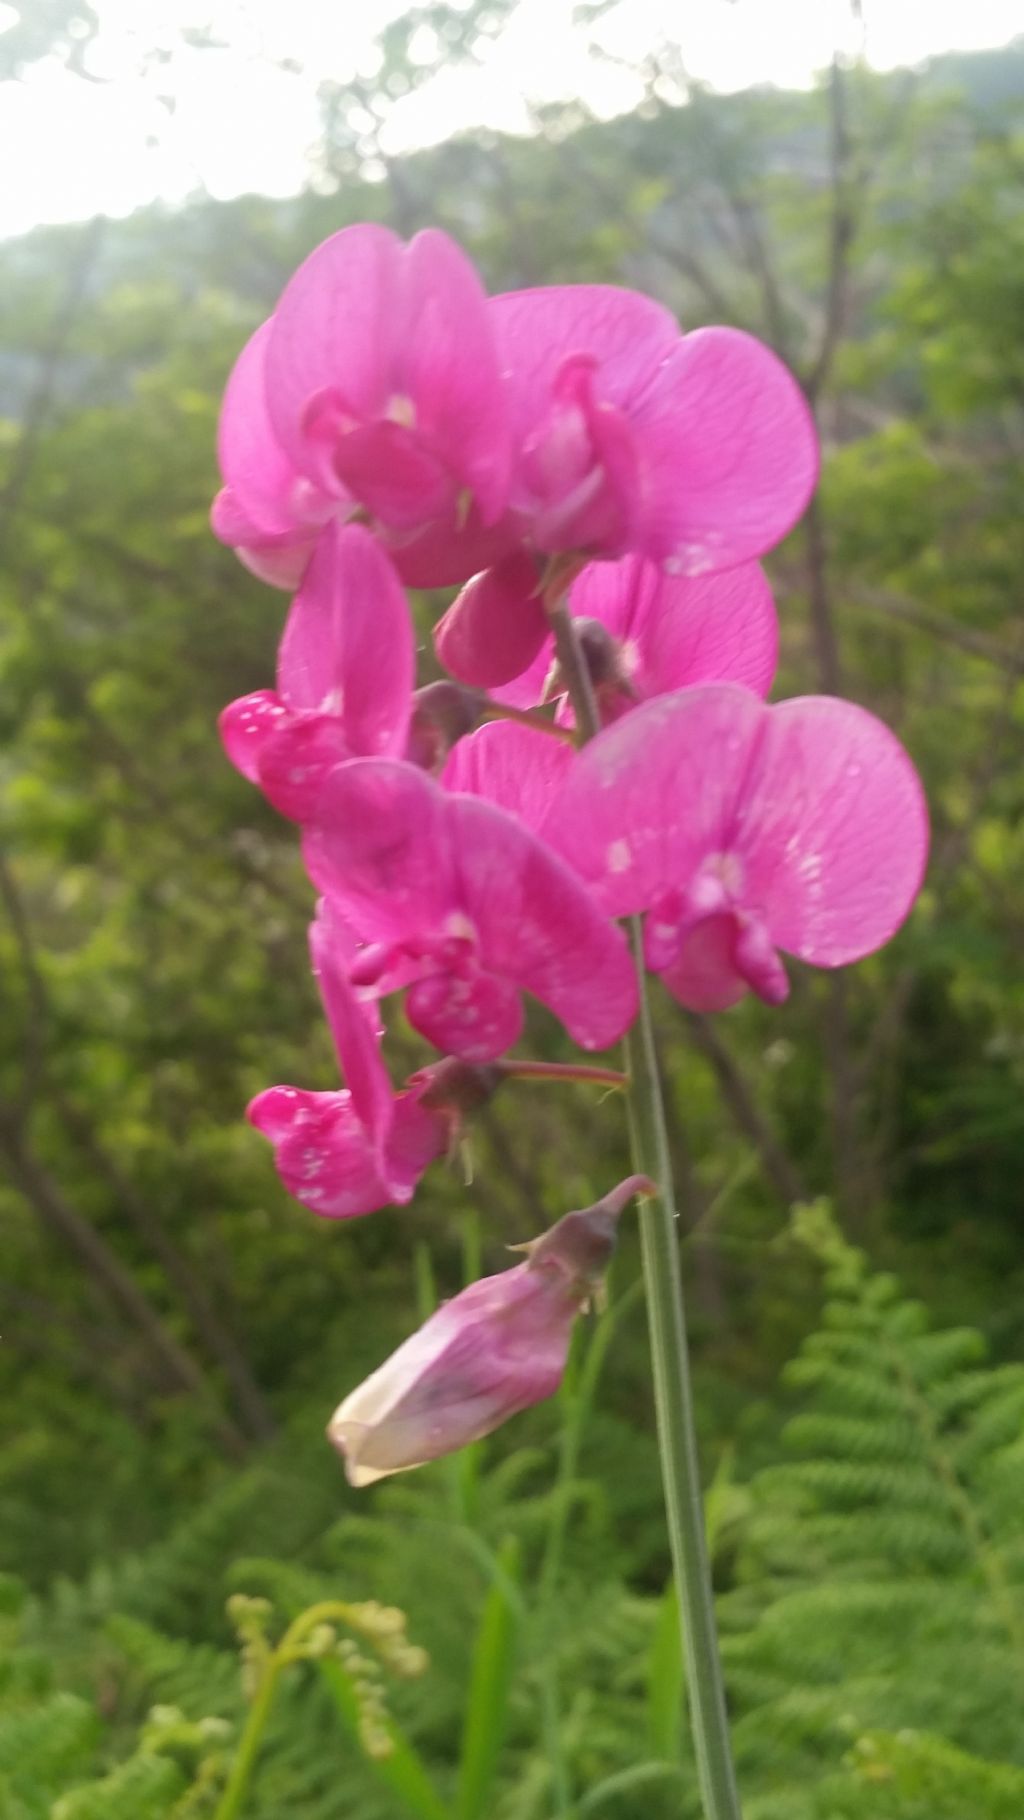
[572,556,778,700]
[399,229,510,525]
[633,328,819,570]
[486,641,554,711]
[256,713,354,821]
[385,505,520,589]
[449,794,638,1051]
[217,319,309,534]
[384,1095,450,1200]
[265,224,402,478]
[490,286,681,446]
[434,550,547,688]
[442,721,573,835]
[310,901,393,1150]
[278,522,413,757]
[219,691,290,786]
[406,969,523,1062]
[659,916,758,1014]
[305,759,458,946]
[247,1086,394,1218]
[331,420,453,529]
[211,490,317,591]
[738,695,929,966]
[544,686,765,915]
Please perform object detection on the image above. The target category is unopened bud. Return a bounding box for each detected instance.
[411,1057,502,1117]
[328,1177,652,1486]
[406,681,482,772]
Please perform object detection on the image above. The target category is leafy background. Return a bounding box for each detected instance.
[1,9,1023,1814]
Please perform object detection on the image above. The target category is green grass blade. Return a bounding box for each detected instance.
[578,1760,688,1813]
[456,1535,521,1820]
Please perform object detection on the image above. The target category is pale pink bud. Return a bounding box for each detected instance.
[328,1176,653,1486]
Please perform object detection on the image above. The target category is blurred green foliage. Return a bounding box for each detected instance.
[0,17,1022,1816]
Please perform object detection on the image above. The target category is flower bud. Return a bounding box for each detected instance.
[328,1175,653,1486]
[405,680,483,773]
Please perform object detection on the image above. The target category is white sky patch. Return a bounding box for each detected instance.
[0,0,1020,240]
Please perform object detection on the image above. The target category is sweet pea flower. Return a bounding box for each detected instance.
[544,685,929,1012]
[304,757,638,1060]
[328,1174,653,1484]
[489,286,819,569]
[219,523,414,821]
[435,551,777,706]
[248,903,451,1218]
[213,225,512,588]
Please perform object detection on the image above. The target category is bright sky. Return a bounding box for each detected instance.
[1,0,1020,241]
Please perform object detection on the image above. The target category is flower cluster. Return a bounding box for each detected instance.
[215,224,928,1480]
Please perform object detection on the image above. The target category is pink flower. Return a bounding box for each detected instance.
[219,523,414,821]
[248,904,448,1218]
[304,757,638,1060]
[544,685,929,1012]
[213,225,512,590]
[435,551,777,706]
[328,1175,653,1484]
[490,287,818,567]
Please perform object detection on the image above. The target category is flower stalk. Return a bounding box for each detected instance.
[546,595,742,1820]
[495,1059,628,1089]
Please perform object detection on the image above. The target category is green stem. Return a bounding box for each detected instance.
[547,596,742,1820]
[212,1658,281,1820]
[477,695,578,744]
[497,1060,628,1089]
[623,934,741,1819]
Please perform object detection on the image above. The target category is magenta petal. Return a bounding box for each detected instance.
[442,722,573,835]
[659,916,751,1013]
[310,901,392,1150]
[406,969,523,1063]
[248,1085,395,1219]
[449,794,638,1050]
[400,229,511,526]
[485,641,553,712]
[211,490,318,590]
[219,691,290,786]
[278,522,413,757]
[491,286,680,444]
[306,760,457,945]
[571,556,778,700]
[384,1095,448,1199]
[740,695,929,966]
[385,504,520,590]
[635,561,778,699]
[544,687,765,915]
[247,1084,311,1145]
[266,224,402,477]
[634,327,819,570]
[257,716,352,820]
[217,320,308,534]
[434,551,546,688]
[332,420,453,529]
